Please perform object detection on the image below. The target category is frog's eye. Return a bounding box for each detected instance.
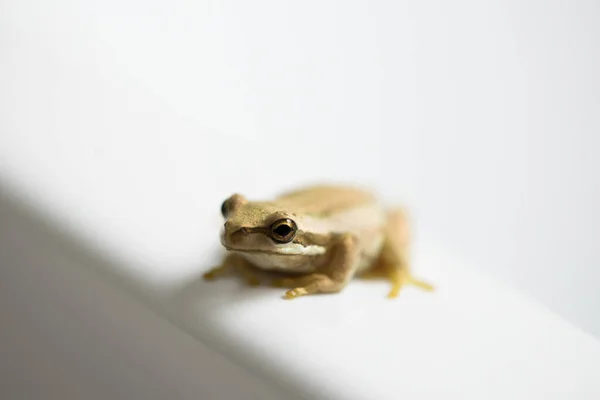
[220,200,229,218]
[221,193,248,218]
[269,219,297,244]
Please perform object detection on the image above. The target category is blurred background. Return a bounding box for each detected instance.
[1,0,599,398]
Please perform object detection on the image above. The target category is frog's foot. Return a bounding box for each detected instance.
[284,287,309,299]
[203,265,229,281]
[280,274,342,300]
[203,261,260,286]
[272,276,316,298]
[387,270,434,298]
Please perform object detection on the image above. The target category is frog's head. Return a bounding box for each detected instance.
[218,193,325,256]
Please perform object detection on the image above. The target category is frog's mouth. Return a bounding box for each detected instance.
[222,244,326,256]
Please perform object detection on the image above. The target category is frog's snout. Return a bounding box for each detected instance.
[221,222,244,246]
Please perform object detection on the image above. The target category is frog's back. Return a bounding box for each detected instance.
[275,184,378,216]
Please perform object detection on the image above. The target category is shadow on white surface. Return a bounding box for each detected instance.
[0,188,308,400]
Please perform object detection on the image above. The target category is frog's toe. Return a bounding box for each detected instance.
[409,277,434,291]
[283,287,308,299]
[202,264,229,281]
[387,273,434,298]
[387,271,407,298]
[387,281,404,298]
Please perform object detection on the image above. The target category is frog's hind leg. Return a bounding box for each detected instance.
[377,208,434,298]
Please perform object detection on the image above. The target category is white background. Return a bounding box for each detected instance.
[2,3,600,398]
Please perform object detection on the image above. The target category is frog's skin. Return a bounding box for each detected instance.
[203,185,433,299]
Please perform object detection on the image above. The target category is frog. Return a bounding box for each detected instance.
[202,185,433,299]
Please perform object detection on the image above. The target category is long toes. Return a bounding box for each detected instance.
[409,278,435,291]
[387,276,434,298]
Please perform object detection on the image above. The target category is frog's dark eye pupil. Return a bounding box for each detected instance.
[270,219,297,243]
[274,224,292,237]
[221,201,228,217]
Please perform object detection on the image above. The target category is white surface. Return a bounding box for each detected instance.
[2,0,600,399]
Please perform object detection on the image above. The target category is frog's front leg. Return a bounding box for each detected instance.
[203,253,261,286]
[281,233,360,299]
